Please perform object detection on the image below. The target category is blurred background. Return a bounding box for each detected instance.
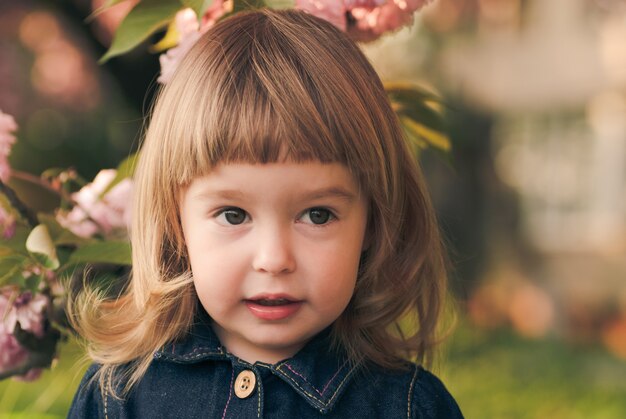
[1,0,625,417]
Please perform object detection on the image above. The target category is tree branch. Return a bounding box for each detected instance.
[0,180,39,228]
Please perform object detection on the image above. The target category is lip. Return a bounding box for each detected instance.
[244,294,303,321]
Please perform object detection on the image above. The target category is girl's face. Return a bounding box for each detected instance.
[179,161,368,364]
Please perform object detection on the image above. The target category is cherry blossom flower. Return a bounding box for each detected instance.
[0,109,18,183]
[295,0,348,30]
[295,0,432,42]
[349,0,432,42]
[0,324,29,377]
[0,290,45,381]
[3,291,48,338]
[56,169,133,238]
[158,2,232,84]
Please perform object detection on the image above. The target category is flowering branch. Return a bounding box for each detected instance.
[9,170,73,202]
[0,179,38,228]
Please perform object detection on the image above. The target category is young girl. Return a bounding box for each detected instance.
[69,8,463,418]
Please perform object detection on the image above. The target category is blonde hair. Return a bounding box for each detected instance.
[68,8,448,397]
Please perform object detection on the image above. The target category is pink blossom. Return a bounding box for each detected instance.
[0,206,16,239]
[349,0,432,42]
[158,2,231,84]
[0,109,18,183]
[0,324,29,377]
[295,0,432,42]
[56,169,134,238]
[2,291,48,337]
[295,0,348,30]
[0,291,45,380]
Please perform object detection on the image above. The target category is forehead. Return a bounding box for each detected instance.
[181,161,364,202]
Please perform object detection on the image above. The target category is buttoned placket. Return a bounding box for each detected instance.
[152,311,356,416]
[222,359,266,419]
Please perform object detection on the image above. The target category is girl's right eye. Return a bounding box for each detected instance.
[215,207,249,225]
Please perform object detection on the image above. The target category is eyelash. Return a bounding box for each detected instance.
[213,207,337,227]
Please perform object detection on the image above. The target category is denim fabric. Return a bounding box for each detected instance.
[68,309,463,418]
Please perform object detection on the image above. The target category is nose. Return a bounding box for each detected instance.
[251,225,296,275]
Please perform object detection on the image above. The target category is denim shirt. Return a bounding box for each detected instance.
[68,311,463,418]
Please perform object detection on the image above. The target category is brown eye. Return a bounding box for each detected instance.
[304,208,333,225]
[218,208,248,225]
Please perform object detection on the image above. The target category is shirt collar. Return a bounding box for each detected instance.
[154,308,358,414]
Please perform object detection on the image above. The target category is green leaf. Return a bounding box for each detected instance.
[232,0,266,13]
[385,83,452,154]
[25,225,60,270]
[401,124,427,152]
[69,241,132,266]
[387,89,446,134]
[103,0,131,8]
[89,0,134,23]
[0,225,30,255]
[401,120,454,167]
[151,19,180,52]
[395,102,446,133]
[400,116,451,153]
[265,0,294,8]
[101,153,138,196]
[384,82,443,103]
[37,213,90,247]
[23,273,44,293]
[180,0,214,19]
[0,255,27,287]
[100,0,182,63]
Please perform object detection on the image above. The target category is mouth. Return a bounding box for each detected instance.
[246,298,297,306]
[244,294,303,320]
[245,294,302,305]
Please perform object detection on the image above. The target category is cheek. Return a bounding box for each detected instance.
[188,251,239,305]
[306,249,360,302]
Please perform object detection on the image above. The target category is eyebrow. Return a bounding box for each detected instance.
[299,187,357,203]
[195,189,246,201]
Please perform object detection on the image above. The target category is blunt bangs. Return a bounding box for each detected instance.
[148,8,391,190]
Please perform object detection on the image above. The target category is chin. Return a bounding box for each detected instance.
[248,330,310,350]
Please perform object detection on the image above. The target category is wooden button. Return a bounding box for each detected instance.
[234,370,256,399]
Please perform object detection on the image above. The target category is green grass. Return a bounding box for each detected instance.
[1,321,626,418]
[440,323,626,419]
[0,338,89,418]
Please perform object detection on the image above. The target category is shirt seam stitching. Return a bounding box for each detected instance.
[221,368,235,419]
[407,366,419,419]
[257,382,261,418]
[279,360,350,398]
[275,363,356,408]
[321,360,349,395]
[103,368,112,419]
[281,363,325,397]
[159,347,223,361]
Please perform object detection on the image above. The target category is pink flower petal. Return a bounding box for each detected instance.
[55,169,133,238]
[0,110,17,183]
[295,0,348,31]
[158,3,231,84]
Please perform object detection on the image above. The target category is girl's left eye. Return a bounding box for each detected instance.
[300,208,335,225]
